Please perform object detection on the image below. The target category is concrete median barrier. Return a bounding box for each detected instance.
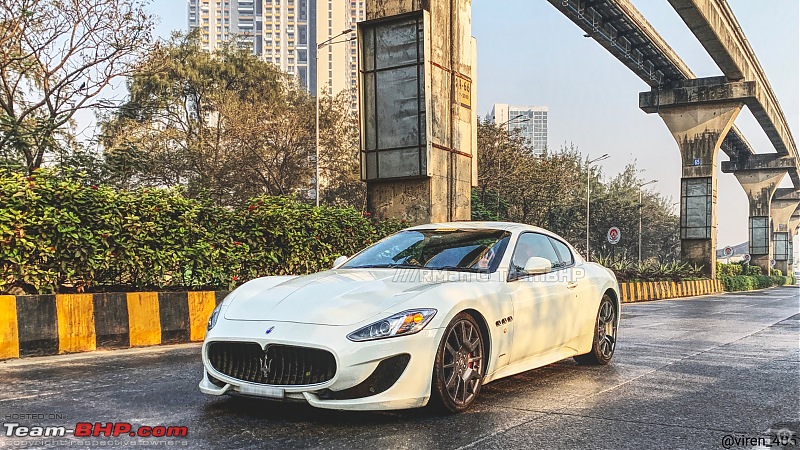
[619,280,723,303]
[0,291,228,360]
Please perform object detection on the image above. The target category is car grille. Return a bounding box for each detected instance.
[206,341,337,386]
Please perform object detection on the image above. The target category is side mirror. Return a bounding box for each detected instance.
[523,257,551,275]
[332,255,349,269]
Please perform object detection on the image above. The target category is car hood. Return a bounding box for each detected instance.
[223,269,444,326]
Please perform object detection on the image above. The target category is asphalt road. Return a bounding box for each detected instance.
[1,286,798,450]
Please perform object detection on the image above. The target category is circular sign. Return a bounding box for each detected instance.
[743,254,751,263]
[723,246,734,257]
[607,227,621,245]
[770,259,776,267]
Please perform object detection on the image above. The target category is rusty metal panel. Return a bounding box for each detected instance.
[749,216,770,255]
[681,177,713,239]
[359,12,428,181]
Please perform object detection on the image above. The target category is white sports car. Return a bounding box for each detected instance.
[199,221,620,412]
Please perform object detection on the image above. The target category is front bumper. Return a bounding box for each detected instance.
[199,318,442,410]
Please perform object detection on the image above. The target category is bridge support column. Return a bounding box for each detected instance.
[731,170,784,274]
[360,0,477,224]
[770,190,800,275]
[657,102,742,278]
[790,214,800,274]
[640,78,759,278]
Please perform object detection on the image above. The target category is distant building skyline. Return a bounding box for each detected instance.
[187,0,363,106]
[489,104,549,155]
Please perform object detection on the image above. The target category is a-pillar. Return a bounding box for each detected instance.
[771,189,800,275]
[360,0,477,223]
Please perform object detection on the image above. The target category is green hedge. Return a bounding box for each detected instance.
[0,170,404,294]
[719,274,795,292]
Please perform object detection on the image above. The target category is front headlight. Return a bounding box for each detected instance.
[347,309,437,342]
[207,303,223,331]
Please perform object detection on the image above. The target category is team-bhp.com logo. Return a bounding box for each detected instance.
[4,422,188,438]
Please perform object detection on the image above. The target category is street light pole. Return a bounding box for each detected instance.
[638,179,658,263]
[315,29,353,207]
[586,154,609,261]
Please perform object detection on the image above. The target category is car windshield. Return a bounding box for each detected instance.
[342,228,511,272]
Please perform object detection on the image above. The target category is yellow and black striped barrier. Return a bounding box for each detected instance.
[619,280,723,303]
[0,291,227,360]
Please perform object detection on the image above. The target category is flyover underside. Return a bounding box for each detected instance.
[548,0,798,188]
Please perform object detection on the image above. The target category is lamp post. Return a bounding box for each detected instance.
[315,28,354,207]
[586,154,609,261]
[638,179,658,263]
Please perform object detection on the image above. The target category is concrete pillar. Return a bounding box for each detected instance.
[657,102,742,278]
[770,194,800,275]
[360,0,476,224]
[732,169,785,274]
[790,214,800,274]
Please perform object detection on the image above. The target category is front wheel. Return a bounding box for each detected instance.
[430,312,486,413]
[574,294,617,365]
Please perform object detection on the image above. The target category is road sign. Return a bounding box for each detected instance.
[607,227,621,245]
[723,246,734,258]
[770,259,776,267]
[743,254,751,263]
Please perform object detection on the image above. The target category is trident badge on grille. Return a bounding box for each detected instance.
[261,355,272,378]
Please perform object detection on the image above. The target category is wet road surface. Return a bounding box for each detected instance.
[1,286,798,449]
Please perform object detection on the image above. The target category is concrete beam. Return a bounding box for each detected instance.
[721,154,795,173]
[774,188,800,201]
[639,77,756,113]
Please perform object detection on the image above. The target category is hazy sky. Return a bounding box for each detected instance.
[148,0,799,249]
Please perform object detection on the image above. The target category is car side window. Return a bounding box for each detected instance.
[511,233,560,272]
[549,237,574,267]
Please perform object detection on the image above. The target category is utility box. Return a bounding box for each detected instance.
[358,0,477,224]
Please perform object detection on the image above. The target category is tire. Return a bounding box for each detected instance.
[574,294,617,365]
[430,312,486,413]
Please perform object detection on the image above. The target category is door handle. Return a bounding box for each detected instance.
[566,281,578,289]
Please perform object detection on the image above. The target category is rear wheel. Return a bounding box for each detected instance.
[574,294,617,365]
[431,312,485,413]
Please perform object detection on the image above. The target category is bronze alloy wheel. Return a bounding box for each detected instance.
[431,312,485,413]
[575,294,617,365]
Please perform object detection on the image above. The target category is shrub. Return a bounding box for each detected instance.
[716,262,742,276]
[719,274,793,292]
[745,265,762,276]
[595,256,702,282]
[0,170,404,294]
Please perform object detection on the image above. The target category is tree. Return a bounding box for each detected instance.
[472,119,680,262]
[100,32,296,204]
[99,32,362,207]
[318,92,365,210]
[0,0,153,174]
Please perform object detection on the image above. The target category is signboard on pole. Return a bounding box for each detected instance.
[743,254,751,263]
[722,246,734,258]
[607,227,621,245]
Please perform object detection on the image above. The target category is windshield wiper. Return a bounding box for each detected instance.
[346,263,423,269]
[434,266,489,273]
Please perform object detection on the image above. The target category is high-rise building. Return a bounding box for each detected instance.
[489,104,549,155]
[188,0,363,105]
